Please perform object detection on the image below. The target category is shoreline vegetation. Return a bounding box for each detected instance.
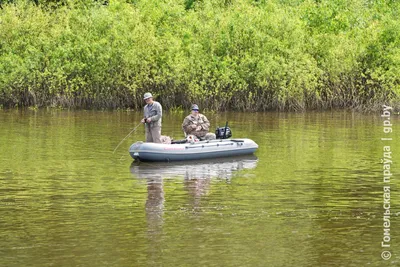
[0,0,399,111]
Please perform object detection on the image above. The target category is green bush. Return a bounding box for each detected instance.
[0,0,399,110]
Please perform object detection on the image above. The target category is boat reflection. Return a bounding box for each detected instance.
[130,155,258,259]
[129,155,258,180]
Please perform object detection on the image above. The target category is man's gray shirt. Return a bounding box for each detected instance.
[144,101,162,127]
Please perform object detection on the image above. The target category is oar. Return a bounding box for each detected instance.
[113,122,143,153]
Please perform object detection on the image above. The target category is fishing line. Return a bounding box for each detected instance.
[113,122,143,154]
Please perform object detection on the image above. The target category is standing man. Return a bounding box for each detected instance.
[141,92,162,143]
[182,104,216,140]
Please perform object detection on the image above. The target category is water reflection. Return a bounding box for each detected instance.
[145,176,164,232]
[129,155,258,180]
[130,155,258,212]
[130,155,258,264]
[144,175,164,264]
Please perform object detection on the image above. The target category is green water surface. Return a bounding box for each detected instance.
[0,110,399,266]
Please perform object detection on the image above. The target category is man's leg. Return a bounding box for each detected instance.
[204,133,216,140]
[145,125,153,142]
[151,126,162,143]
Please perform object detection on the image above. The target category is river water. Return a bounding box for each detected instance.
[0,109,399,266]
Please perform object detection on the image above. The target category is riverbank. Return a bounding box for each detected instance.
[0,0,399,111]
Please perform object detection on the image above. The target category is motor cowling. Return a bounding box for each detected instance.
[215,127,232,139]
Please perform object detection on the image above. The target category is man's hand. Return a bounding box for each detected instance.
[146,118,151,123]
[191,124,197,130]
[196,126,202,131]
[141,118,145,123]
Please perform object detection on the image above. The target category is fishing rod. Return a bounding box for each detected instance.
[113,121,143,154]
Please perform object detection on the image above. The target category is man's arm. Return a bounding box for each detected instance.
[150,102,162,122]
[182,117,191,134]
[143,105,148,121]
[182,117,197,133]
[200,115,210,131]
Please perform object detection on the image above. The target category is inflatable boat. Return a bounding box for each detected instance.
[129,138,258,162]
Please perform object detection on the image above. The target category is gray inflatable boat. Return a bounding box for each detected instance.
[129,138,258,162]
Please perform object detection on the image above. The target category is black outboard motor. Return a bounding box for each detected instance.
[215,121,232,139]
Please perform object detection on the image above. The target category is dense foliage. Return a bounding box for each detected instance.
[0,0,399,110]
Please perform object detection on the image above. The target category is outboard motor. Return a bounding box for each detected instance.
[215,122,232,139]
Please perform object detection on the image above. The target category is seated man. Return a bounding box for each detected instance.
[182,104,216,140]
